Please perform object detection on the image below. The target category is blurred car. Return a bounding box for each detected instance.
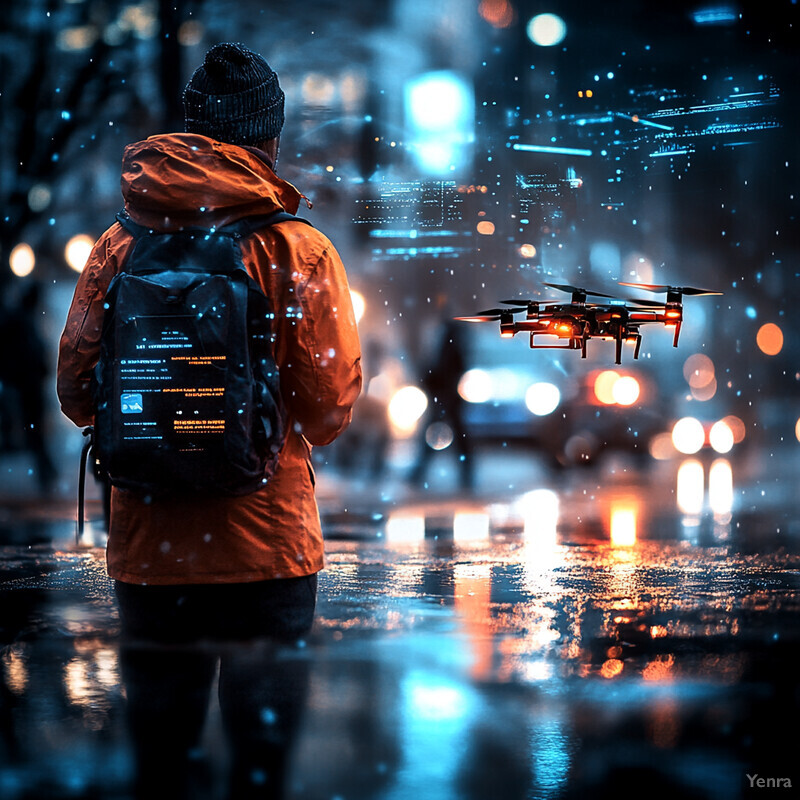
[458,365,666,468]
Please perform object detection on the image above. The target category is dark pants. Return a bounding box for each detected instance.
[115,575,317,800]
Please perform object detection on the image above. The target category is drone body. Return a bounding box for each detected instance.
[456,282,722,364]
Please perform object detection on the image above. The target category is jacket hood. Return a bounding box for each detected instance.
[120,133,302,231]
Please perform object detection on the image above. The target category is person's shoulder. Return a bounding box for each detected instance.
[95,216,136,249]
[252,213,339,263]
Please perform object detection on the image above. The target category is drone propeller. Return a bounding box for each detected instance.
[544,282,619,300]
[623,297,665,308]
[619,282,722,296]
[477,307,527,316]
[454,306,526,322]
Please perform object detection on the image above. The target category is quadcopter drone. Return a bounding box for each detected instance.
[455,282,722,364]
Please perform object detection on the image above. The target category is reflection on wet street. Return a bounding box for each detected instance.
[1,452,799,799]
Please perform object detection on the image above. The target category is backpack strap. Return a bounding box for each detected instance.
[115,209,152,239]
[223,210,313,239]
[115,208,312,240]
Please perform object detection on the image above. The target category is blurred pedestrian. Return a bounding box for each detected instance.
[0,283,57,494]
[411,318,474,491]
[332,338,392,478]
[57,42,361,798]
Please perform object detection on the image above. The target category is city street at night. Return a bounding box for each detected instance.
[2,1,798,798]
[1,443,798,799]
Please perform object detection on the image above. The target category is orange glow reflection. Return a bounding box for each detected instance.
[600,658,624,679]
[648,700,680,748]
[455,564,493,680]
[610,504,637,547]
[643,654,675,682]
[677,459,704,516]
[606,493,640,549]
[709,459,733,517]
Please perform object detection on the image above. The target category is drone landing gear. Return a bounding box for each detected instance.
[529,334,584,353]
[672,320,682,347]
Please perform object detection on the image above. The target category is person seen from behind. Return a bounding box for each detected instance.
[57,42,362,798]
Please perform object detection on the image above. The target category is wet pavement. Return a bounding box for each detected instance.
[1,446,799,799]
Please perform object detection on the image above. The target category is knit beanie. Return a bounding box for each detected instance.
[183,43,285,146]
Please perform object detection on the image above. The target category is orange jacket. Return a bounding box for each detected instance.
[57,133,362,585]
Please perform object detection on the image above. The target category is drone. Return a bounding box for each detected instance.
[455,282,722,364]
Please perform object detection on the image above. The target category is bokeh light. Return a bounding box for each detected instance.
[519,243,537,258]
[478,0,515,28]
[425,422,454,451]
[672,417,705,454]
[302,73,337,106]
[612,375,640,406]
[564,434,597,464]
[709,420,734,454]
[527,13,567,46]
[756,323,783,356]
[388,386,428,435]
[405,70,474,175]
[722,415,746,444]
[349,289,366,324]
[683,353,715,388]
[177,19,204,46]
[407,71,472,133]
[458,369,492,403]
[9,243,35,278]
[525,382,560,416]
[65,234,95,273]
[691,376,717,401]
[27,184,51,213]
[649,432,677,460]
[594,370,620,405]
[476,220,496,235]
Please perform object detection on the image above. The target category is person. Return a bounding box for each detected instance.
[0,282,58,494]
[57,42,362,797]
[410,318,474,491]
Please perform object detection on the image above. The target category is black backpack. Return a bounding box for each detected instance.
[91,209,304,497]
